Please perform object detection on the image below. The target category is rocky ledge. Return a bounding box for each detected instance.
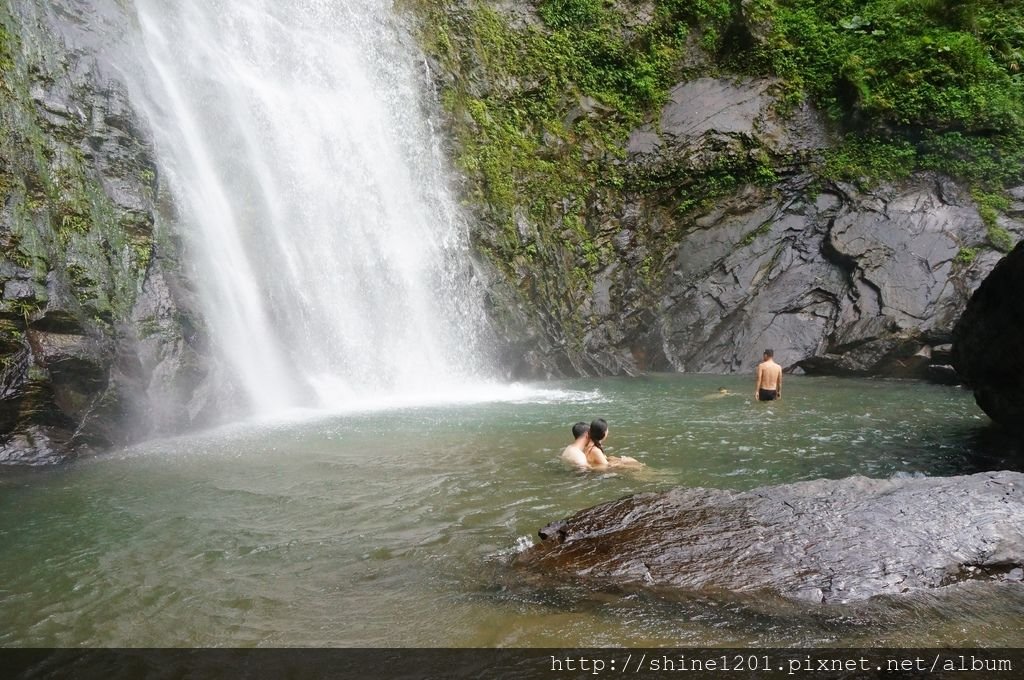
[515,472,1024,604]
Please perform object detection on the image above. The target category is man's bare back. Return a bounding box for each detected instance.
[561,444,589,468]
[755,350,782,401]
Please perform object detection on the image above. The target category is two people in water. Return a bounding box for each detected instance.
[561,418,643,471]
[562,350,781,470]
[704,349,784,402]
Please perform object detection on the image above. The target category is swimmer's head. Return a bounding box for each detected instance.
[571,421,589,439]
[589,418,608,445]
[718,387,728,394]
[763,348,774,359]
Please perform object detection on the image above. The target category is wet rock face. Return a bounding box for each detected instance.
[627,76,828,159]
[0,0,211,464]
[472,71,1020,380]
[616,76,1016,378]
[656,175,1000,376]
[952,242,1024,431]
[516,472,1024,604]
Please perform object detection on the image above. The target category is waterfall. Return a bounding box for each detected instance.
[125,0,493,414]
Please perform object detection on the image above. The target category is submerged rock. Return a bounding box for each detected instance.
[952,241,1024,432]
[516,472,1024,603]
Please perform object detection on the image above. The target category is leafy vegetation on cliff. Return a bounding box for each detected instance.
[758,0,1024,191]
[408,0,1023,267]
[0,3,157,326]
[406,0,1024,375]
[0,1,172,458]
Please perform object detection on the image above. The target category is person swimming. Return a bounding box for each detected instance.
[700,386,734,401]
[560,421,591,469]
[584,418,643,470]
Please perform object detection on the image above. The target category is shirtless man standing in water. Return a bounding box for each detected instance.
[755,349,783,401]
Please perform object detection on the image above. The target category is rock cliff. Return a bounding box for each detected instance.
[410,0,1024,380]
[518,471,1024,603]
[612,77,1012,377]
[0,0,211,464]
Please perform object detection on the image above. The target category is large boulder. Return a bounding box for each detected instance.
[517,472,1024,604]
[618,76,1015,377]
[952,241,1024,431]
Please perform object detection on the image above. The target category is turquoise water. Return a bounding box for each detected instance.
[1,375,1021,646]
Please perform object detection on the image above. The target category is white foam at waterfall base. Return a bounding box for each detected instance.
[243,382,611,429]
[125,0,500,417]
[97,383,609,462]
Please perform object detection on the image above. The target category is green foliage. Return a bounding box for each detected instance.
[532,0,688,112]
[823,136,916,185]
[987,225,1015,253]
[58,210,90,238]
[0,16,15,76]
[410,0,751,248]
[917,131,1024,188]
[7,297,40,321]
[972,189,1009,224]
[757,0,1024,188]
[537,0,604,29]
[763,0,1023,130]
[414,0,1024,234]
[972,189,1017,252]
[954,246,978,265]
[741,221,774,246]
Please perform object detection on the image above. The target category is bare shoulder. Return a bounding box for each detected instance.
[586,446,609,468]
[561,445,588,467]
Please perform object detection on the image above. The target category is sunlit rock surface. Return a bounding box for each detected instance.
[517,472,1024,603]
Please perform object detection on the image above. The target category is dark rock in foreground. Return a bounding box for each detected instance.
[952,241,1024,432]
[516,472,1024,604]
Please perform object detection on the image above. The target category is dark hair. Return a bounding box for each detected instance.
[571,421,589,439]
[589,418,608,449]
[763,349,774,357]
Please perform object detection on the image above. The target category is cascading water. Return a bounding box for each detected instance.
[125,0,494,414]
